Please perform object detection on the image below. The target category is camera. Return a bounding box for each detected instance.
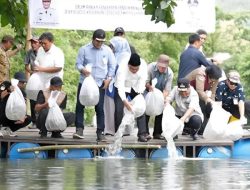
[0,81,11,92]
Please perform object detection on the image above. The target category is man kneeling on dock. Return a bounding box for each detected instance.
[166,78,204,140]
[35,77,75,138]
[0,81,31,136]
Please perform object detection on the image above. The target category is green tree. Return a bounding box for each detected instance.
[0,0,28,39]
[142,0,176,26]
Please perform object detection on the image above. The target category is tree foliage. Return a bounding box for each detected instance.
[142,0,176,26]
[0,0,28,40]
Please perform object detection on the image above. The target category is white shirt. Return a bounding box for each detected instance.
[114,59,148,101]
[168,86,204,122]
[34,8,59,26]
[36,44,64,88]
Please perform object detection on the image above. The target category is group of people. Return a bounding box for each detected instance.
[0,33,74,138]
[0,28,249,142]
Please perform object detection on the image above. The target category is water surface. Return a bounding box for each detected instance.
[0,158,250,190]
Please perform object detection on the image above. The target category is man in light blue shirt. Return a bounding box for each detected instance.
[74,29,116,141]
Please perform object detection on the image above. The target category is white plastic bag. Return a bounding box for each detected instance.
[162,104,184,139]
[124,94,146,118]
[203,104,231,140]
[145,88,164,116]
[25,72,44,101]
[5,79,26,121]
[79,76,99,106]
[45,91,67,132]
[223,120,244,141]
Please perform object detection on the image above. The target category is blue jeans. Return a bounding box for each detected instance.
[75,83,105,134]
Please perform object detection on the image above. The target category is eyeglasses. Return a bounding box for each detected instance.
[228,80,237,86]
[200,37,206,41]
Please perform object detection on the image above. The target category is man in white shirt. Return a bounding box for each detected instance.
[114,53,148,142]
[33,32,64,89]
[167,78,203,140]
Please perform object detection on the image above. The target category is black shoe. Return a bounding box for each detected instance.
[51,132,63,138]
[197,132,203,136]
[40,132,47,138]
[73,128,84,139]
[138,135,148,142]
[174,135,178,140]
[191,134,197,141]
[97,134,107,142]
[153,134,165,140]
[122,134,130,137]
[105,133,114,136]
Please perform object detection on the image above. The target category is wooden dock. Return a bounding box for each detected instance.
[0,126,238,158]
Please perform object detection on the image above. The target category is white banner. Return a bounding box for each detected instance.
[29,0,215,33]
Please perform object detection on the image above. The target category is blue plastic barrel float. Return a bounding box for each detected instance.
[55,148,93,159]
[150,147,183,159]
[232,139,250,159]
[197,146,231,158]
[101,149,136,159]
[9,143,47,159]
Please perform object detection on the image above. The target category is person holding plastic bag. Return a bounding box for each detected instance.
[215,70,249,124]
[166,78,204,140]
[186,64,222,136]
[23,36,41,128]
[114,53,149,142]
[33,32,65,90]
[0,81,31,137]
[35,77,75,138]
[145,54,173,140]
[74,29,116,141]
[103,35,131,136]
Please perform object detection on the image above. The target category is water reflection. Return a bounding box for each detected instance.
[1,158,250,189]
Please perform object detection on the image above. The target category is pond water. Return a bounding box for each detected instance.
[1,158,250,190]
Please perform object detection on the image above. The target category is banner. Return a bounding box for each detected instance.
[29,0,215,33]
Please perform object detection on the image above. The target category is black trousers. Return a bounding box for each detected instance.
[198,100,212,135]
[145,114,163,136]
[30,99,37,124]
[37,108,75,134]
[1,115,32,132]
[177,115,202,136]
[244,101,250,120]
[114,87,147,136]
